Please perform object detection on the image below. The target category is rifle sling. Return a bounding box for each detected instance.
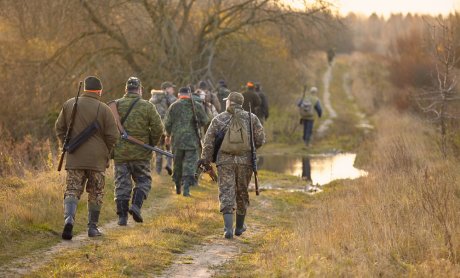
[120,97,141,125]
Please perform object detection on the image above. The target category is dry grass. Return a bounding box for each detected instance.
[30,180,221,277]
[0,168,117,263]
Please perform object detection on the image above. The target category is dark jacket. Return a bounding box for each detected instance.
[55,92,119,171]
[242,89,261,112]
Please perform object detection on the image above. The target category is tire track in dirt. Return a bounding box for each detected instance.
[317,64,337,137]
[0,194,172,277]
[156,194,271,278]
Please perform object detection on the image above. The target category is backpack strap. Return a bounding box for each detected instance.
[120,97,141,125]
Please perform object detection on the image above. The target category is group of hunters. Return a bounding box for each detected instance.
[56,74,322,240]
[55,76,270,240]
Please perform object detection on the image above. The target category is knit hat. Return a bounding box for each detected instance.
[198,81,207,89]
[84,76,102,91]
[223,92,244,105]
[310,87,318,94]
[179,87,191,95]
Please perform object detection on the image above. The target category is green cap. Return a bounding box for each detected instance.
[161,81,176,90]
[223,92,244,105]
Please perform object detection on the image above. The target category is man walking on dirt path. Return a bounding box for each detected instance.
[200,92,265,239]
[298,86,322,146]
[56,76,119,240]
[242,82,261,113]
[149,82,177,176]
[112,77,164,225]
[164,87,208,197]
[254,82,269,125]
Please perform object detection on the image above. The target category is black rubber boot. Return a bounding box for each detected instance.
[62,197,78,240]
[165,166,173,176]
[223,214,234,239]
[129,189,145,223]
[175,181,181,195]
[116,199,129,226]
[87,209,102,237]
[234,214,247,236]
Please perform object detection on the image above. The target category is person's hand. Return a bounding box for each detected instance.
[164,136,171,146]
[197,158,210,167]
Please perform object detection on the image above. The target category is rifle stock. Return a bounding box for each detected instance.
[57,81,83,171]
[248,103,259,196]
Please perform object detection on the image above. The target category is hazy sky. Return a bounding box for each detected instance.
[335,0,457,17]
[287,0,458,17]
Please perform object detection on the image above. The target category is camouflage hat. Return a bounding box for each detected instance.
[223,92,244,105]
[126,77,141,91]
[161,81,176,90]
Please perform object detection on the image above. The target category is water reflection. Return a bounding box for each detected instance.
[258,153,367,186]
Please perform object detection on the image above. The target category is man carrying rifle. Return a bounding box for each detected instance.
[149,81,177,175]
[164,87,208,197]
[200,92,265,239]
[55,76,119,240]
[112,77,164,225]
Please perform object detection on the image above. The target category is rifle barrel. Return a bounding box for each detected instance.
[58,81,83,171]
[248,104,259,196]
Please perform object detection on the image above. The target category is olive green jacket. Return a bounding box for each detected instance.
[55,92,119,172]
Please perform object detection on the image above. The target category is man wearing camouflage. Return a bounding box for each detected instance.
[149,82,177,175]
[216,79,231,113]
[56,76,119,240]
[200,92,265,239]
[197,80,221,115]
[164,87,209,196]
[112,77,164,225]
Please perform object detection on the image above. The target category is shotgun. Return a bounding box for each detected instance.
[248,103,259,196]
[57,81,82,171]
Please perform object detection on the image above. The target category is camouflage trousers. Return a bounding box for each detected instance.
[155,150,173,174]
[172,149,197,185]
[114,160,152,201]
[217,164,252,215]
[65,169,105,206]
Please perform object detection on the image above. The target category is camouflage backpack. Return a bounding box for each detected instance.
[298,96,315,118]
[220,114,251,155]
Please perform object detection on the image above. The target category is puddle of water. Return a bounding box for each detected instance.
[258,153,368,186]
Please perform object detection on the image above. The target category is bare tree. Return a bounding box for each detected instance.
[416,19,460,157]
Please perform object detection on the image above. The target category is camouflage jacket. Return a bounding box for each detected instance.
[113,92,164,162]
[202,104,265,166]
[164,96,209,150]
[149,91,177,119]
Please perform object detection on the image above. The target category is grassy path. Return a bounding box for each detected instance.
[0,55,376,277]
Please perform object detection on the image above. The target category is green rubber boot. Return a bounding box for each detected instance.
[234,214,247,236]
[62,196,78,240]
[87,203,102,237]
[223,214,234,239]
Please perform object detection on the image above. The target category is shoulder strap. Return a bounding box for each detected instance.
[120,97,141,125]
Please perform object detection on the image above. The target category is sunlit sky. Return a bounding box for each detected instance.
[287,0,459,17]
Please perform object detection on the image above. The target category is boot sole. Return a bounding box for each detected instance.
[234,229,246,236]
[129,209,143,223]
[62,223,73,240]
